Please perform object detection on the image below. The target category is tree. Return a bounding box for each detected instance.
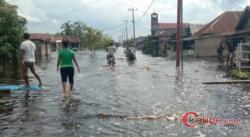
[60,21,113,50]
[0,0,26,64]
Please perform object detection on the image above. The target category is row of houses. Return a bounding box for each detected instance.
[142,6,250,58]
[143,11,203,56]
[29,33,80,61]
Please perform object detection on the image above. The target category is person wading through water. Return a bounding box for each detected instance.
[57,39,80,93]
[20,33,42,87]
[217,41,225,65]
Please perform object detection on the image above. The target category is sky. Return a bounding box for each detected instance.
[5,0,250,41]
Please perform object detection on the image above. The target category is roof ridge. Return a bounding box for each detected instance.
[194,10,242,36]
[159,22,190,24]
[224,11,242,13]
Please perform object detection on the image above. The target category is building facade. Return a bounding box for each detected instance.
[151,12,191,37]
[150,12,192,57]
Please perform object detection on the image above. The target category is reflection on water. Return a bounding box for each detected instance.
[60,94,81,132]
[0,48,249,137]
[0,56,50,85]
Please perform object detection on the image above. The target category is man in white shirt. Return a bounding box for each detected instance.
[20,33,42,87]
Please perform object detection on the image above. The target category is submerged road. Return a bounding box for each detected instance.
[0,47,249,137]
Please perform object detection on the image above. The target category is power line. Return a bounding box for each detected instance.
[54,0,100,19]
[138,27,151,34]
[104,28,123,34]
[101,23,125,31]
[105,29,124,38]
[30,0,100,26]
[136,0,156,22]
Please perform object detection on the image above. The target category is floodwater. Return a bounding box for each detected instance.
[0,47,249,137]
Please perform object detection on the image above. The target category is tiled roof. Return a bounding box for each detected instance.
[30,33,52,42]
[63,35,81,43]
[30,33,80,43]
[158,23,190,29]
[194,11,242,37]
[51,35,63,42]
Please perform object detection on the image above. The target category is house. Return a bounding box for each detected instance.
[231,6,250,43]
[150,12,193,56]
[30,33,52,61]
[193,11,242,57]
[135,36,147,50]
[226,7,250,66]
[235,6,250,32]
[50,35,81,51]
[63,35,81,50]
[151,12,191,37]
[30,33,81,61]
[50,35,63,52]
[189,24,204,35]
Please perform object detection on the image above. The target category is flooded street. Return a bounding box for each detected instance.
[0,47,250,137]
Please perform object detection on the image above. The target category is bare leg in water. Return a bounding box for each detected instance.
[22,64,29,87]
[21,65,30,96]
[70,83,74,91]
[62,82,67,93]
[29,63,42,86]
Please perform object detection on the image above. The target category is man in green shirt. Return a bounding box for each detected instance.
[57,40,80,93]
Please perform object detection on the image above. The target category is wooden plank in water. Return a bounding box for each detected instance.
[202,80,250,84]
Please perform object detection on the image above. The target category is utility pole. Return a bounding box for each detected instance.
[119,35,121,45]
[123,31,125,47]
[176,0,182,67]
[180,0,184,71]
[123,20,128,48]
[129,8,137,46]
[123,20,128,42]
[121,31,124,47]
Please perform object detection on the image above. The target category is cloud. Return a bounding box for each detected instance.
[5,0,250,40]
[51,19,59,25]
[6,0,48,22]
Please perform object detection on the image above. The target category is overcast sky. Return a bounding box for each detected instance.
[6,0,250,41]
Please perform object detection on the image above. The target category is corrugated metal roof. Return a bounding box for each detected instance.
[194,11,242,37]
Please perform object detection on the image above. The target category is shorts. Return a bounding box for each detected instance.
[60,67,74,84]
[24,62,34,68]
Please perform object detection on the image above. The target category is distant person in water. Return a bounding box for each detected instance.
[106,45,116,66]
[20,32,42,87]
[217,41,225,64]
[57,40,80,93]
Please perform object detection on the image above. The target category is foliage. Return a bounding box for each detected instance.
[60,21,113,50]
[0,0,26,64]
[230,69,250,80]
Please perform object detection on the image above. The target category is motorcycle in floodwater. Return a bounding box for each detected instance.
[107,54,116,66]
[126,48,136,61]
